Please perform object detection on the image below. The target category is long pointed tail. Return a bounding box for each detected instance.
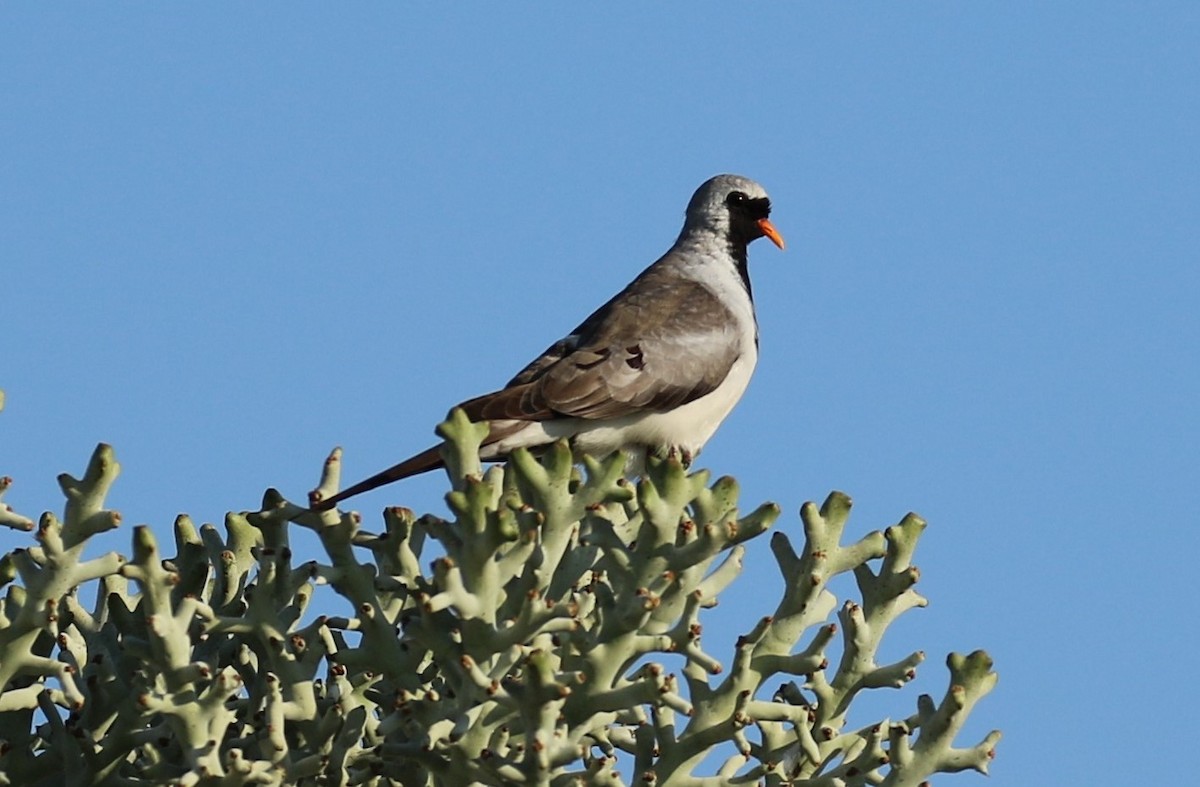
[309,444,444,511]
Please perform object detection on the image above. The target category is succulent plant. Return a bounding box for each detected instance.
[0,402,999,785]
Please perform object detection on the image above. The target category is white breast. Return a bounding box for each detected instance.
[559,258,758,459]
[601,347,757,455]
[481,244,760,465]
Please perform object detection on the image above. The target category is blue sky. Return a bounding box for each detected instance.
[3,5,1198,784]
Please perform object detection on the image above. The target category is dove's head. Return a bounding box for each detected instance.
[682,174,785,251]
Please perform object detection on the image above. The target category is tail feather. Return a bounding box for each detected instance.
[309,444,444,511]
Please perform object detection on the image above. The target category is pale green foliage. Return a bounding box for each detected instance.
[0,405,1000,785]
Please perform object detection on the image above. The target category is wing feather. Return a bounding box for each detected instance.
[457,266,744,430]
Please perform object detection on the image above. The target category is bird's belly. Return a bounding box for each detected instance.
[568,351,757,458]
[479,337,758,464]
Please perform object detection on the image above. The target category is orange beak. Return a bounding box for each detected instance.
[757,218,785,250]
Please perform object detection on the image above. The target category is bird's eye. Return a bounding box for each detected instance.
[725,191,749,207]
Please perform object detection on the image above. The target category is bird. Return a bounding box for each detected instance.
[310,174,784,511]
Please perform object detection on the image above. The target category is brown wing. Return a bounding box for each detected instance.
[457,265,743,425]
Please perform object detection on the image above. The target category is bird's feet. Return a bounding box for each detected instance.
[655,445,694,468]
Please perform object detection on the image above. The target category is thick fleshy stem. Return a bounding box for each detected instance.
[0,418,999,786]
